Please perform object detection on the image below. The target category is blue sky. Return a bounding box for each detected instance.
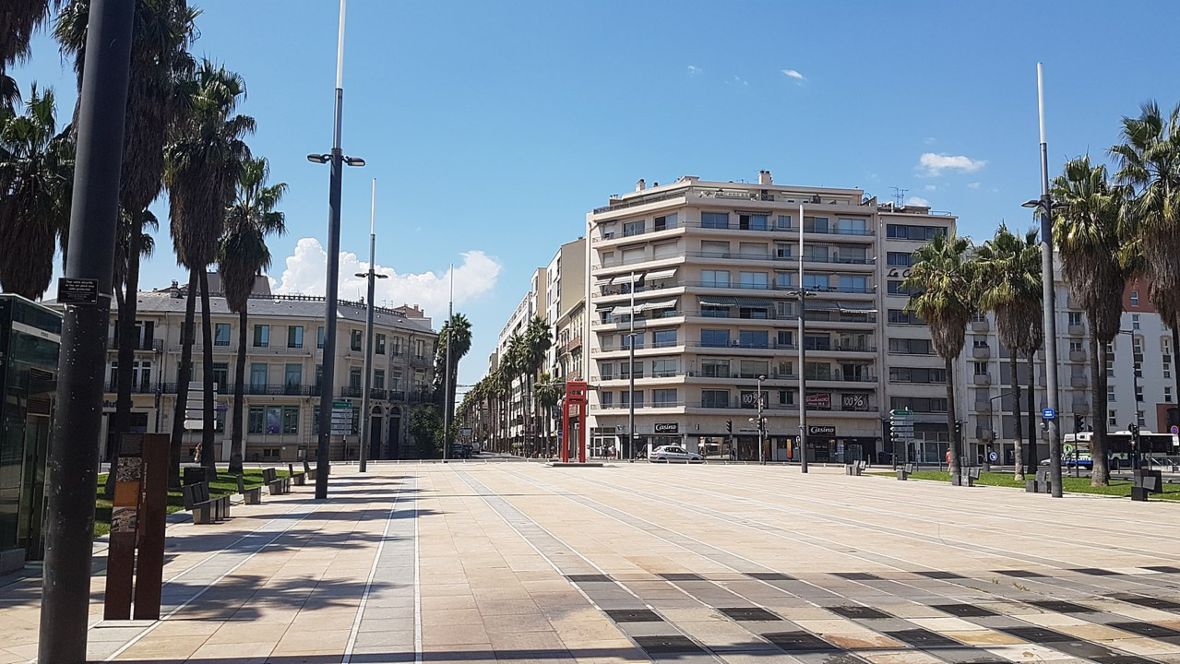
[11,0,1180,387]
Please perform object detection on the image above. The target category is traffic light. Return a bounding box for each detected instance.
[1128,422,1140,436]
[725,419,732,433]
[953,421,962,440]
[1075,415,1085,432]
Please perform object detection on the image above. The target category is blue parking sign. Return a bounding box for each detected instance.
[1042,407,1056,420]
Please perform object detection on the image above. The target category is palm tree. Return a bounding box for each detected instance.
[1111,101,1180,433]
[433,312,473,436]
[522,316,552,453]
[2,0,60,108]
[534,373,563,453]
[504,335,528,452]
[902,232,977,482]
[219,156,285,474]
[974,226,1041,480]
[59,0,198,492]
[165,61,253,476]
[0,84,73,298]
[1052,156,1128,486]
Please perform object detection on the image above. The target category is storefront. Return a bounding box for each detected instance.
[802,425,878,464]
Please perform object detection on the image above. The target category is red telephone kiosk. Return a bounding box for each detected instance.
[560,380,588,463]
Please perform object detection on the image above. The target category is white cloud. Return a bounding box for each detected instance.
[270,237,502,322]
[782,68,806,82]
[967,181,982,189]
[917,152,987,176]
[923,184,937,192]
[923,137,937,145]
[687,65,701,75]
[905,196,931,207]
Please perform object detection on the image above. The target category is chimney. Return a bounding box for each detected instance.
[758,170,773,185]
[636,178,645,192]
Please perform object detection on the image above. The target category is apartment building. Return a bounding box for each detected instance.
[961,279,1180,465]
[102,275,438,462]
[546,238,586,382]
[585,171,955,462]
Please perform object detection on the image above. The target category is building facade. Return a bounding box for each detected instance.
[102,277,438,463]
[584,171,954,462]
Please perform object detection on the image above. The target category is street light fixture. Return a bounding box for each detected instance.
[354,179,387,473]
[756,374,767,464]
[310,0,365,500]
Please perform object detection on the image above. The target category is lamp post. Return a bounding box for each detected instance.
[442,266,454,463]
[793,203,810,472]
[354,179,386,473]
[627,271,637,461]
[1021,63,1063,498]
[39,0,134,660]
[756,374,766,464]
[308,0,365,499]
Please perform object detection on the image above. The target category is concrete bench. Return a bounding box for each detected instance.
[182,482,229,524]
[261,468,289,495]
[288,463,306,486]
[303,460,317,482]
[897,463,916,481]
[236,474,262,505]
[962,466,981,487]
[846,460,867,476]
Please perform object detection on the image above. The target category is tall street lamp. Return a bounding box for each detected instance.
[756,374,767,464]
[308,0,365,499]
[1021,63,1063,499]
[627,271,637,461]
[442,266,454,463]
[355,179,386,473]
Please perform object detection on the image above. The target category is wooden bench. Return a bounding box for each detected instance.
[288,463,306,486]
[261,468,288,495]
[237,474,262,505]
[897,462,916,481]
[181,482,229,524]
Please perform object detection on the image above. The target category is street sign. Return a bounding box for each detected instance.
[331,400,352,435]
[988,450,999,463]
[1042,407,1056,420]
[1172,425,1179,435]
[460,427,473,439]
[56,277,100,305]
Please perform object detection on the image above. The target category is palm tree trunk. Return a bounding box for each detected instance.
[945,356,960,482]
[199,270,216,472]
[1011,352,1024,480]
[228,308,248,474]
[1025,352,1037,472]
[169,269,199,488]
[1090,329,1109,486]
[107,225,143,497]
[1172,324,1180,431]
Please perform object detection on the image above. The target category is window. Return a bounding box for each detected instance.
[973,337,988,349]
[701,270,730,287]
[777,329,794,347]
[651,358,678,377]
[701,240,729,257]
[600,391,613,407]
[803,216,829,233]
[247,406,265,434]
[652,329,677,348]
[889,338,933,355]
[284,364,302,391]
[775,242,792,259]
[885,224,944,241]
[889,397,947,413]
[653,213,677,231]
[738,213,768,231]
[837,275,867,293]
[214,409,226,433]
[701,358,729,378]
[738,329,769,349]
[623,333,644,349]
[887,280,912,295]
[738,359,769,378]
[351,329,363,351]
[250,363,267,389]
[317,326,325,349]
[392,336,403,356]
[1130,290,1140,306]
[1138,409,1146,426]
[212,363,228,392]
[1069,340,1083,354]
[1107,384,1116,402]
[621,391,643,408]
[652,241,679,259]
[1166,386,1173,403]
[889,367,946,384]
[623,219,645,237]
[886,252,912,267]
[775,215,792,230]
[803,274,828,291]
[774,272,794,289]
[701,212,729,229]
[651,388,678,406]
[1067,312,1083,327]
[700,329,730,347]
[1132,313,1141,330]
[778,390,795,405]
[349,367,362,390]
[282,406,299,434]
[252,324,269,347]
[701,389,730,408]
[973,361,987,376]
[888,309,921,325]
[1109,409,1118,428]
[835,217,867,234]
[621,246,645,264]
[374,369,385,389]
[738,242,768,258]
[739,271,768,289]
[376,334,386,354]
[214,323,231,346]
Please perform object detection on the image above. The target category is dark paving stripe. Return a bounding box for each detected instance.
[745,572,794,581]
[1110,593,1180,611]
[931,603,999,618]
[718,607,781,622]
[997,625,1072,643]
[657,572,704,581]
[993,569,1048,578]
[1143,565,1180,574]
[1093,657,1167,664]
[1026,600,1097,613]
[1108,621,1180,639]
[832,572,882,581]
[884,628,961,647]
[1070,567,1119,576]
[828,605,891,619]
[632,634,706,655]
[604,608,662,623]
[762,631,839,653]
[566,573,612,583]
[913,570,966,579]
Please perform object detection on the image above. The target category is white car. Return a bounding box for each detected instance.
[648,445,703,463]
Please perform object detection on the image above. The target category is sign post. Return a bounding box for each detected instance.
[889,408,914,473]
[102,433,168,621]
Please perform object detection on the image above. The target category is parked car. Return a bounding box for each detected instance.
[450,444,471,459]
[648,445,703,463]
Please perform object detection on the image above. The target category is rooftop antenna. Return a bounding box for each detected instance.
[892,186,908,207]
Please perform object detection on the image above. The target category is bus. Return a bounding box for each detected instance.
[1061,430,1180,469]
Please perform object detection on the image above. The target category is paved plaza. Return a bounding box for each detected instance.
[3,462,1180,663]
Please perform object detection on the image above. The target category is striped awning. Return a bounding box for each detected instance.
[645,268,677,281]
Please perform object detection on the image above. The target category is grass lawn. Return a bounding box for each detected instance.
[869,469,1180,501]
[93,468,288,539]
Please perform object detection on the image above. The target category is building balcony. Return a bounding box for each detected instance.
[970,319,990,333]
[158,382,320,396]
[108,338,164,353]
[104,381,159,394]
[685,251,876,267]
[1070,375,1089,389]
[972,346,991,359]
[1072,399,1091,414]
[974,401,993,413]
[685,281,876,296]
[973,374,992,386]
[1068,349,1087,362]
[1067,324,1086,336]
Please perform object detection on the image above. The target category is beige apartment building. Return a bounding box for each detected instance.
[585,171,956,463]
[102,275,438,462]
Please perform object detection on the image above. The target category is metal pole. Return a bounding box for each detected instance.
[39,0,134,661]
[628,270,636,461]
[1036,63,1063,498]
[315,0,348,499]
[442,266,453,462]
[757,375,765,464]
[798,204,809,473]
[358,179,376,473]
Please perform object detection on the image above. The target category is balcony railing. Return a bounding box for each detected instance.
[687,251,875,265]
[685,281,874,294]
[680,222,875,237]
